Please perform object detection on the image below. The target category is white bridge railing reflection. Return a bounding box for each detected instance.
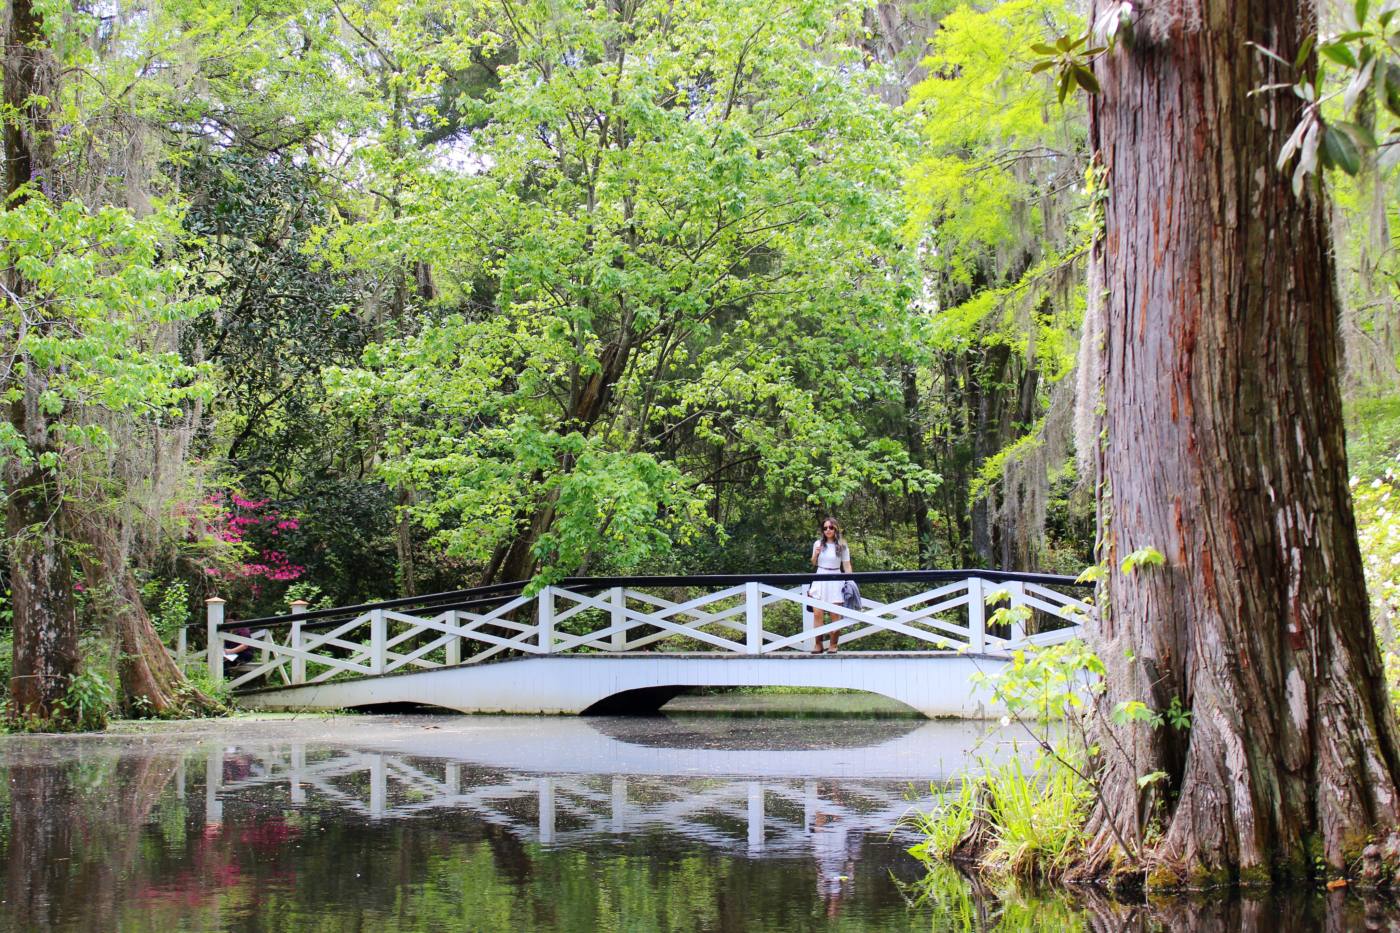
[189,571,1092,693]
[201,745,923,856]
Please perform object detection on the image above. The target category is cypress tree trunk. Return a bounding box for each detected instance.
[1081,0,1400,883]
[3,0,81,727]
[72,520,219,716]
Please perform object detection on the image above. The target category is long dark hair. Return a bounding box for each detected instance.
[819,516,849,559]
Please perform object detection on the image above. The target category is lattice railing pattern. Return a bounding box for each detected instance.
[191,574,1091,691]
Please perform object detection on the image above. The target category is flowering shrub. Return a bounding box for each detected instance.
[204,494,306,606]
[1352,463,1400,706]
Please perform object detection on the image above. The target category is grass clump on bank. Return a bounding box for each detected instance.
[907,740,1092,880]
[907,638,1100,881]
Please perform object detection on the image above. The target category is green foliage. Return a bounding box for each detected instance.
[1348,394,1400,477]
[328,0,930,583]
[1029,32,1104,103]
[1265,0,1400,186]
[1119,546,1164,575]
[284,582,334,611]
[906,777,978,861]
[0,192,212,470]
[904,0,1091,568]
[153,582,191,645]
[1353,460,1400,706]
[55,667,116,732]
[180,665,233,710]
[913,636,1098,879]
[971,639,1104,724]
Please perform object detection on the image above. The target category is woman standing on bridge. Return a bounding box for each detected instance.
[809,517,852,653]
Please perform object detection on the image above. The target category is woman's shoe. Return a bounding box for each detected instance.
[827,645,838,654]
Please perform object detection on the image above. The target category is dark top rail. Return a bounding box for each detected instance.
[218,568,1090,632]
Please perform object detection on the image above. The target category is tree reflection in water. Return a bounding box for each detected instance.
[0,722,1396,932]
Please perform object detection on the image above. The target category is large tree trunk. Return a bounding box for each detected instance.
[1081,0,1400,884]
[5,465,80,724]
[72,518,219,717]
[4,0,81,727]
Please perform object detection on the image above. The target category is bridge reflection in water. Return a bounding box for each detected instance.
[197,716,1022,859]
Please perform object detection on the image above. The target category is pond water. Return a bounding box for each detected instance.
[0,712,1392,931]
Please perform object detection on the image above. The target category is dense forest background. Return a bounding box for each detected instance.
[1,0,1397,708]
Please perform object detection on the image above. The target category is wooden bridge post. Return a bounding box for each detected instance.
[176,626,188,672]
[795,584,813,651]
[369,609,387,675]
[445,611,461,666]
[1006,580,1027,645]
[745,581,762,654]
[289,599,309,684]
[538,587,555,654]
[610,587,626,651]
[966,578,986,653]
[206,597,226,682]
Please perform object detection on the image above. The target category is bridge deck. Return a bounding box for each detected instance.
[236,651,1016,718]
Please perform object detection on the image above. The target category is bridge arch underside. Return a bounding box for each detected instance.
[236,654,1011,720]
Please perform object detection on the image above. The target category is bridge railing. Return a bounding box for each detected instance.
[197,571,1093,692]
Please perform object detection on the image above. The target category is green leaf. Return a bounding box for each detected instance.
[1075,564,1104,584]
[1335,119,1379,150]
[1295,34,1317,69]
[1323,124,1362,174]
[1321,41,1360,69]
[1383,63,1400,117]
[1072,64,1100,94]
[1120,546,1165,575]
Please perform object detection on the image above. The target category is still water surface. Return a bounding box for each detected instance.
[0,713,1389,931]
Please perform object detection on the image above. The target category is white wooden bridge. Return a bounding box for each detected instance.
[179,571,1091,719]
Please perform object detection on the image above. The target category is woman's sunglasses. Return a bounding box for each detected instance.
[822,525,836,531]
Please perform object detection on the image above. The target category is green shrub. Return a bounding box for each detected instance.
[56,667,115,732]
[181,665,233,710]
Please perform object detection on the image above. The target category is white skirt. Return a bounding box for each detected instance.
[808,572,844,606]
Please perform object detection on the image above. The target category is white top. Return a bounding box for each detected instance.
[813,541,847,570]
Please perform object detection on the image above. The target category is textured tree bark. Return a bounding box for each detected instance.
[4,0,82,726]
[1081,0,1400,884]
[72,520,218,717]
